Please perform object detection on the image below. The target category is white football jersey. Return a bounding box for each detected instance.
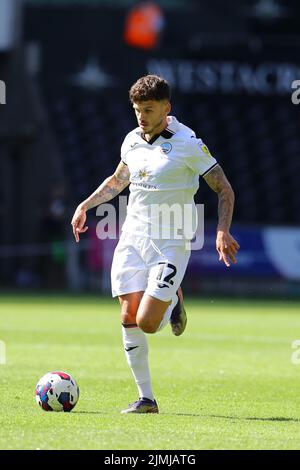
[120,116,218,240]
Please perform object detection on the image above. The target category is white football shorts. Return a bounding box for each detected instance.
[111,232,191,302]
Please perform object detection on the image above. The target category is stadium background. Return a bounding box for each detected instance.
[1,0,300,452]
[0,0,300,298]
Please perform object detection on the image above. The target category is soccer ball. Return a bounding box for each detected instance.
[35,371,79,412]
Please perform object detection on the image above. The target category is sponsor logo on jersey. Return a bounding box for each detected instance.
[160,142,172,154]
[138,168,149,179]
[131,181,157,189]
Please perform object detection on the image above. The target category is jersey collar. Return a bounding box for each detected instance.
[166,115,180,133]
[138,115,179,145]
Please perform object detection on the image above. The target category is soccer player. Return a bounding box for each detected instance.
[71,75,239,414]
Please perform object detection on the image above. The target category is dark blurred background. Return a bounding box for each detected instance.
[0,0,300,297]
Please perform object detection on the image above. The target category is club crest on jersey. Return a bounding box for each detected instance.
[160,142,172,154]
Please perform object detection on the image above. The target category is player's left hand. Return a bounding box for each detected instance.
[216,230,240,267]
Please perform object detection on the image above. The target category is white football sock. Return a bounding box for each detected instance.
[157,294,178,332]
[122,325,154,401]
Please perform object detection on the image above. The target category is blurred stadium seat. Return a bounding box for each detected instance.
[47,92,300,225]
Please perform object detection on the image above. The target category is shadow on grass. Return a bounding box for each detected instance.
[73,411,111,415]
[165,413,300,423]
[74,410,300,422]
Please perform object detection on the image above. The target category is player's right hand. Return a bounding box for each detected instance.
[71,206,88,243]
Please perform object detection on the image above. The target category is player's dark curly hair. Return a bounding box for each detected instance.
[129,75,171,103]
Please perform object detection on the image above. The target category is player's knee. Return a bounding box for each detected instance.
[120,304,137,325]
[121,310,137,325]
[119,295,141,325]
[137,317,158,334]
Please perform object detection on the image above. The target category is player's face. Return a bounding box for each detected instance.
[133,100,171,137]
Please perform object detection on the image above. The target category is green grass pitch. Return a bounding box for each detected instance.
[0,294,300,450]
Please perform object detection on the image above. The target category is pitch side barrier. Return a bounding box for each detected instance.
[0,226,299,295]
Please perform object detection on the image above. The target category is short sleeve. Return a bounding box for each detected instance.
[185,137,218,176]
[120,138,128,165]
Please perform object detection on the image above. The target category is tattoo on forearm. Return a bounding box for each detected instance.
[203,165,235,231]
[84,163,130,210]
[217,186,234,231]
[84,177,121,210]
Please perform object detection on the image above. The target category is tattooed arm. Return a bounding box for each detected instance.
[71,161,130,242]
[203,165,240,266]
